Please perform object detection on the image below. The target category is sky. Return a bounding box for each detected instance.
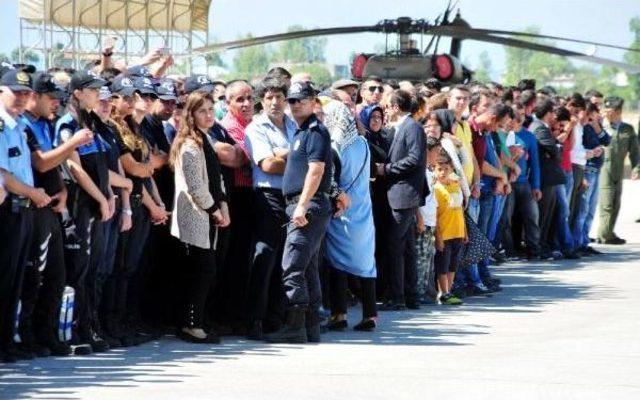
[1,0,638,80]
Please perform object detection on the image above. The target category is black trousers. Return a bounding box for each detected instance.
[387,208,418,304]
[0,204,33,350]
[329,266,377,319]
[246,189,287,323]
[102,205,150,326]
[180,229,218,329]
[218,188,254,325]
[19,207,66,344]
[539,185,559,253]
[65,204,104,338]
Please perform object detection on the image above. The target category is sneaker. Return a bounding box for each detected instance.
[378,301,406,311]
[551,250,564,260]
[440,293,464,305]
[472,283,492,296]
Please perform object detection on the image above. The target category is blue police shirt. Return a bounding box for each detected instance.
[54,112,110,205]
[282,114,332,197]
[480,132,501,194]
[0,106,34,187]
[22,111,64,195]
[245,112,296,189]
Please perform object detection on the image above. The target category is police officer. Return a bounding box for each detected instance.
[597,96,640,244]
[0,69,51,363]
[139,78,178,328]
[264,81,333,344]
[55,70,114,353]
[19,72,94,357]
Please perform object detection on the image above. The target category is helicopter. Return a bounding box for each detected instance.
[192,2,640,83]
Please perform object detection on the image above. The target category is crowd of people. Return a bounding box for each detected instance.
[1,45,639,363]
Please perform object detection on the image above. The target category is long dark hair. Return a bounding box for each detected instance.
[169,91,214,169]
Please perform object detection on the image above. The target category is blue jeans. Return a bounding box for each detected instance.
[488,194,506,244]
[553,182,574,253]
[572,168,600,249]
[477,192,495,280]
[564,170,574,204]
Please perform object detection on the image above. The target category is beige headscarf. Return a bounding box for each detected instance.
[323,100,359,152]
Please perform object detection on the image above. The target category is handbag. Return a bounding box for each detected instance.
[460,213,495,268]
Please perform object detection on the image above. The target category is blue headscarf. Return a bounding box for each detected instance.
[359,104,384,134]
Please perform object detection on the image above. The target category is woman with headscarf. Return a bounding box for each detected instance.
[323,101,377,331]
[359,104,393,301]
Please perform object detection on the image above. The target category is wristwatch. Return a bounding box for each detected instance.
[122,208,133,216]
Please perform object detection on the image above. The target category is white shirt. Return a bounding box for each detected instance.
[570,123,587,166]
[419,169,437,227]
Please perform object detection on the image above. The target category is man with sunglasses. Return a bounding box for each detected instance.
[265,81,332,344]
[357,77,384,113]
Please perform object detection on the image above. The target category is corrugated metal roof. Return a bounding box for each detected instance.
[19,0,211,32]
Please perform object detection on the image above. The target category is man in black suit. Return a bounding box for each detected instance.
[375,90,426,310]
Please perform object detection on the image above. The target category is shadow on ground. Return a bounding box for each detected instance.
[1,246,638,400]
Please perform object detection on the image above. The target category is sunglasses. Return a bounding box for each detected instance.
[367,86,384,93]
[287,98,307,105]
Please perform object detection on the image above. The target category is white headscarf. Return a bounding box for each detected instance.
[323,100,359,152]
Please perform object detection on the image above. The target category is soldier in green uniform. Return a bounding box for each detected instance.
[597,96,640,244]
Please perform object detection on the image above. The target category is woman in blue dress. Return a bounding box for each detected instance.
[323,101,377,331]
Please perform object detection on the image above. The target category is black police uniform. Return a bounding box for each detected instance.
[55,110,111,350]
[101,115,153,344]
[281,113,333,311]
[19,112,70,355]
[0,102,35,362]
[138,112,179,327]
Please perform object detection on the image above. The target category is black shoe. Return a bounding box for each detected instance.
[19,342,51,358]
[471,284,492,296]
[264,306,307,344]
[585,246,602,255]
[215,324,234,336]
[5,345,35,360]
[353,319,376,332]
[305,309,321,343]
[564,251,581,260]
[0,350,17,363]
[79,329,110,353]
[41,340,72,357]
[246,321,263,341]
[405,300,421,310]
[378,301,406,311]
[604,237,626,245]
[324,318,348,331]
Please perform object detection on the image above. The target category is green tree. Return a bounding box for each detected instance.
[289,63,332,86]
[273,25,327,63]
[473,51,493,83]
[231,34,271,80]
[204,37,227,68]
[623,16,640,107]
[10,47,40,64]
[503,26,574,86]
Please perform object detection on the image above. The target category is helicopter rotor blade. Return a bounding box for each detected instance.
[431,26,640,53]
[429,27,640,73]
[192,25,379,55]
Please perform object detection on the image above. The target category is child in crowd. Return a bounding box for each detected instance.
[434,150,467,305]
[415,136,442,303]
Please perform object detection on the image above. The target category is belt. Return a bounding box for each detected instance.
[285,192,329,206]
